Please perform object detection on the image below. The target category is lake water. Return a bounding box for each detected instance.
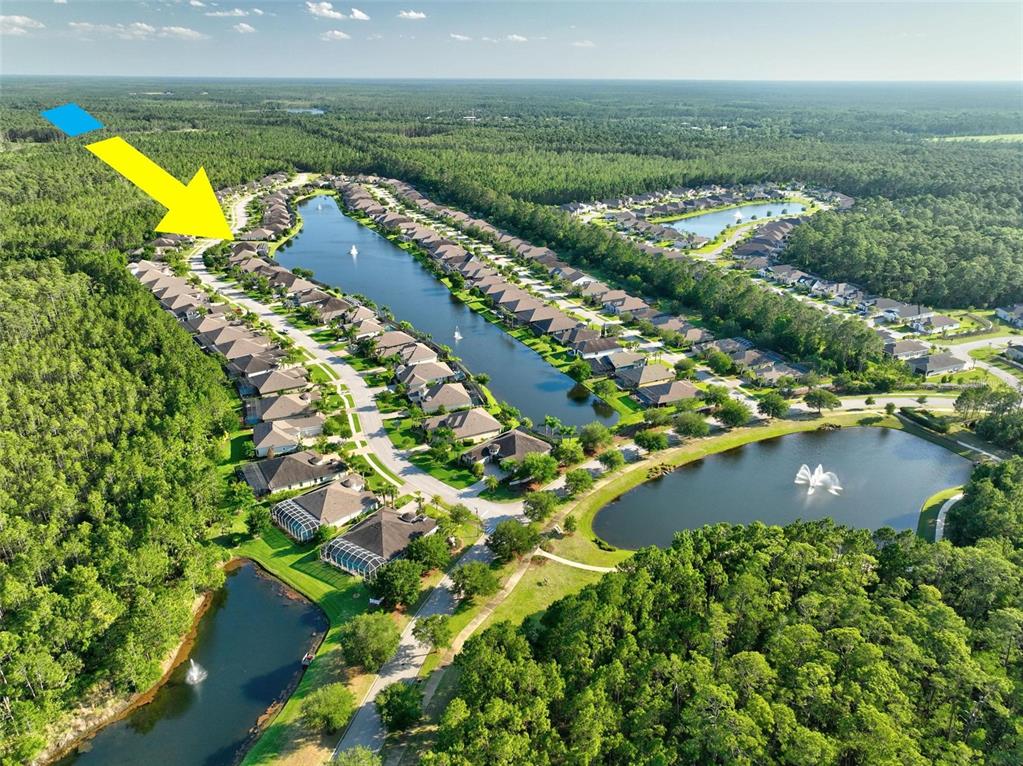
[667,201,806,239]
[58,562,325,766]
[278,197,617,428]
[284,108,325,115]
[593,427,972,549]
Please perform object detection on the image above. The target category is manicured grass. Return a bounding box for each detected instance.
[917,485,964,543]
[479,557,603,632]
[307,364,336,384]
[362,452,403,485]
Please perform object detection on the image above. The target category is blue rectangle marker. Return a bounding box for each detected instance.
[40,103,104,137]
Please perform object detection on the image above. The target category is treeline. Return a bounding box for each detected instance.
[424,520,1023,766]
[0,257,234,762]
[786,195,1023,308]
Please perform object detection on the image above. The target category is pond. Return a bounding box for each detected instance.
[284,107,325,115]
[666,201,806,240]
[592,427,972,549]
[58,562,325,766]
[277,196,617,428]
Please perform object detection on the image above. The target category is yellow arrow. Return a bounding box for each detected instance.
[85,136,233,241]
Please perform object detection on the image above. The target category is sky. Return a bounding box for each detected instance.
[1,1,1020,81]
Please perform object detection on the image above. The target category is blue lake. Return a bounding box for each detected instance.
[593,427,972,549]
[58,562,325,766]
[277,197,617,428]
[667,201,806,239]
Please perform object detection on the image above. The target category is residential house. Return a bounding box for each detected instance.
[635,380,701,407]
[320,509,438,577]
[910,314,960,335]
[420,382,472,414]
[995,304,1023,328]
[883,339,930,361]
[616,363,674,390]
[239,450,344,496]
[909,353,970,378]
[251,414,325,458]
[460,429,552,467]
[271,475,379,542]
[423,407,503,444]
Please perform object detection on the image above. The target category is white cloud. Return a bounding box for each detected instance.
[233,22,255,33]
[571,39,595,48]
[159,25,208,40]
[350,8,370,21]
[320,29,350,41]
[397,10,426,20]
[205,8,247,17]
[449,33,471,41]
[67,21,207,40]
[252,8,264,15]
[189,0,205,6]
[1,15,45,36]
[481,35,497,43]
[307,2,345,19]
[367,32,382,40]
[53,0,68,5]
[506,34,527,43]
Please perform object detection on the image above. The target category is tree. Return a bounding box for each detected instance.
[524,490,559,521]
[332,747,381,766]
[579,422,613,454]
[594,379,618,400]
[598,449,625,471]
[757,391,789,419]
[450,561,500,601]
[634,429,669,452]
[246,506,272,537]
[804,388,841,414]
[376,681,422,731]
[369,560,424,609]
[700,384,731,407]
[565,468,595,497]
[484,474,500,493]
[302,683,356,734]
[885,401,897,415]
[406,533,451,571]
[519,452,559,485]
[487,520,541,562]
[703,349,734,375]
[674,358,697,380]
[449,503,474,526]
[553,439,584,466]
[413,614,453,651]
[716,398,752,427]
[564,515,578,534]
[566,357,592,382]
[673,411,710,438]
[339,613,400,671]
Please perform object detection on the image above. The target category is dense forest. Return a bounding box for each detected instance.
[424,519,1023,766]
[0,78,1021,761]
[0,256,234,761]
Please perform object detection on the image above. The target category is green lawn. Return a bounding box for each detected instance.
[479,557,603,632]
[382,417,480,488]
[917,486,964,543]
[307,364,336,384]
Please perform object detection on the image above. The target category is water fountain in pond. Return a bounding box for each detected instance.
[733,210,743,221]
[794,464,843,495]
[184,659,208,685]
[453,325,463,342]
[349,244,358,257]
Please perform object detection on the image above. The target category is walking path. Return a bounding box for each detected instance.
[934,492,964,542]
[534,549,615,572]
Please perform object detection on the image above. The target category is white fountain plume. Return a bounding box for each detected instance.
[733,210,743,220]
[349,244,358,257]
[794,463,843,495]
[184,659,208,685]
[454,325,463,342]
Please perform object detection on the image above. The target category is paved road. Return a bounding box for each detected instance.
[335,536,494,755]
[934,493,964,542]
